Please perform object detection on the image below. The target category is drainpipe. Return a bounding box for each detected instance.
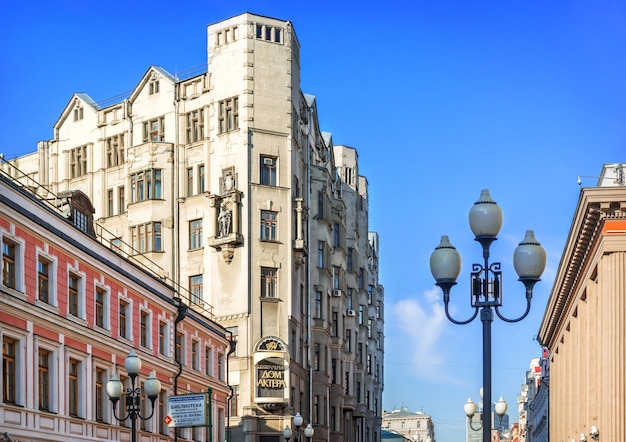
[174,86,181,287]
[173,299,188,442]
[306,105,313,425]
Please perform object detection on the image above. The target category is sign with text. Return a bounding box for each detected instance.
[167,393,208,428]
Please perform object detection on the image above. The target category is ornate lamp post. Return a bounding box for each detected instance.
[106,350,162,442]
[430,189,546,442]
[283,412,314,441]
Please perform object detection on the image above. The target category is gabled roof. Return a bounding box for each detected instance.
[127,65,177,103]
[54,93,100,131]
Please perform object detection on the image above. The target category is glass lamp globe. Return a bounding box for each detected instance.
[464,398,477,417]
[468,189,503,239]
[124,349,142,376]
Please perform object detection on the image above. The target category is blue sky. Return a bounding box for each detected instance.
[2,1,625,441]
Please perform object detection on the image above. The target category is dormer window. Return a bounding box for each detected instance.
[58,190,96,237]
[149,79,160,95]
[73,106,83,121]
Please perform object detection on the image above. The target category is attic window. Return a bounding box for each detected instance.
[73,106,83,121]
[149,80,160,95]
[58,190,96,237]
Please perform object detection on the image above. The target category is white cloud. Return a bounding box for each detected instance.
[389,288,466,385]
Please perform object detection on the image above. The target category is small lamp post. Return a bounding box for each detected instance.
[430,189,546,442]
[283,412,314,441]
[106,350,162,442]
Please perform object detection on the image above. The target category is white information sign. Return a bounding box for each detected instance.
[167,393,208,428]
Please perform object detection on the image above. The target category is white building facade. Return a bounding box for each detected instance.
[7,12,384,442]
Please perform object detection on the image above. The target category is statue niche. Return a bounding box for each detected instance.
[207,167,243,263]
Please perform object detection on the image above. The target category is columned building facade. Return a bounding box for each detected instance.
[538,163,626,441]
[6,12,384,442]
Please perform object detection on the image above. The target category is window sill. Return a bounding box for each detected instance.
[260,296,280,303]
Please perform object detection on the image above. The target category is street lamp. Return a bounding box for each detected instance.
[283,412,314,441]
[464,395,508,431]
[106,350,162,442]
[430,189,546,442]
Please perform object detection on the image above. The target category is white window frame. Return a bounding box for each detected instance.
[94,283,110,330]
[1,230,25,293]
[35,339,59,413]
[67,266,86,321]
[1,328,27,407]
[139,309,153,349]
[36,249,58,308]
[66,350,86,419]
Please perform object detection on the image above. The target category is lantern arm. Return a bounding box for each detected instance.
[494,296,532,323]
[443,296,480,325]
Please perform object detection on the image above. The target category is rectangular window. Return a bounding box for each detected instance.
[159,321,167,356]
[260,267,277,298]
[333,223,340,248]
[186,109,205,143]
[143,117,165,142]
[317,241,325,268]
[149,80,160,95]
[260,156,277,186]
[74,106,83,121]
[332,311,339,336]
[347,247,354,271]
[333,266,340,290]
[314,344,320,371]
[260,210,277,241]
[345,329,351,352]
[359,267,365,289]
[192,341,199,370]
[38,256,50,303]
[189,219,203,250]
[218,353,225,381]
[205,346,214,377]
[38,349,50,411]
[105,134,125,167]
[95,367,105,422]
[175,332,185,364]
[315,291,322,319]
[69,358,80,417]
[95,287,106,328]
[118,186,125,213]
[107,189,114,216]
[2,337,16,404]
[140,311,149,347]
[68,273,80,317]
[119,300,129,339]
[187,167,194,197]
[131,222,163,253]
[198,165,205,193]
[317,192,324,219]
[69,145,88,178]
[2,239,16,289]
[130,169,162,202]
[190,275,203,305]
[256,24,263,38]
[218,97,239,133]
